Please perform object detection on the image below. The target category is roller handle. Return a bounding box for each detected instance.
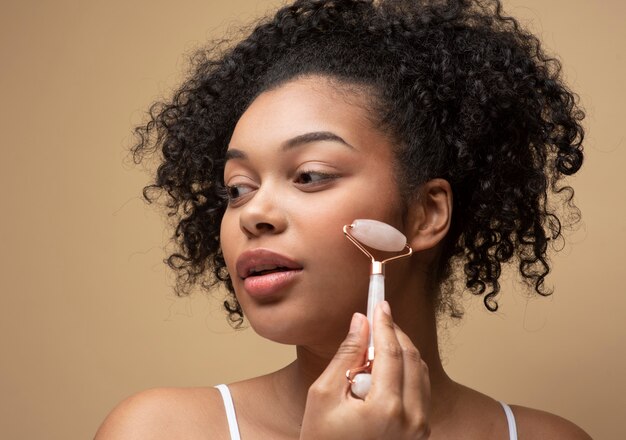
[350,273,383,399]
[366,273,384,361]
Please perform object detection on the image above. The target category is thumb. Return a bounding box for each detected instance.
[314,313,369,390]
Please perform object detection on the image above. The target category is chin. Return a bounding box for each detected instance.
[249,319,312,345]
[247,312,345,347]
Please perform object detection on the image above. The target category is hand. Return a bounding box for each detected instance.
[299,302,431,440]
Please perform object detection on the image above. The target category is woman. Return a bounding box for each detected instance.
[96,0,591,438]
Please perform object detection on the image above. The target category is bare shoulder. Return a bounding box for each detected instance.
[511,404,593,439]
[94,387,228,440]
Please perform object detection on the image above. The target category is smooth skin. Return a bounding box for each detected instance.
[95,76,592,439]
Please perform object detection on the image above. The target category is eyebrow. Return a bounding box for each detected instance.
[282,131,354,151]
[225,131,354,161]
[224,149,247,161]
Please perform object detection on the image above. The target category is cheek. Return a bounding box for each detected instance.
[304,189,407,303]
[303,216,374,307]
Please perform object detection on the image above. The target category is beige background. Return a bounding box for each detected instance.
[1,1,624,439]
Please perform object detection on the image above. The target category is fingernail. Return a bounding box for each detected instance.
[350,313,363,332]
[381,301,391,316]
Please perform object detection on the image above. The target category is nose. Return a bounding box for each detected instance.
[239,186,287,238]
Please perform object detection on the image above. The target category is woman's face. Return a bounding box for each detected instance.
[220,76,414,348]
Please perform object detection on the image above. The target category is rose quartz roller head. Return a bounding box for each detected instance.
[343,219,413,399]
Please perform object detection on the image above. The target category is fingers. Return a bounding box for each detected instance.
[393,322,431,415]
[369,302,430,413]
[369,302,404,399]
[311,312,369,393]
[301,306,431,440]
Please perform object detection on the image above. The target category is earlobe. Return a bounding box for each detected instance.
[406,178,452,252]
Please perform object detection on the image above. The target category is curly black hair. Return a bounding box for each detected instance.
[132,0,584,326]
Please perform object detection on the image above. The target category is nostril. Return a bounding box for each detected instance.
[239,199,286,236]
[255,222,275,231]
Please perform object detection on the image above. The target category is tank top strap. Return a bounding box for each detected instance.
[214,387,516,440]
[498,401,518,440]
[215,384,242,440]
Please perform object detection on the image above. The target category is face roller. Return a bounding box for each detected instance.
[343,219,413,399]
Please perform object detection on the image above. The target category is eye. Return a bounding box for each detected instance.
[294,170,338,186]
[225,183,255,204]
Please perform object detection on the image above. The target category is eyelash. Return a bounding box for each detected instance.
[224,184,252,202]
[294,169,339,186]
[224,170,339,204]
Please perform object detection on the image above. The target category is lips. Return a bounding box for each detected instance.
[236,248,302,278]
[236,248,303,297]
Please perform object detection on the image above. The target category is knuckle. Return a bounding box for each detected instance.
[343,328,362,345]
[381,399,403,418]
[336,338,362,358]
[307,382,330,399]
[382,342,403,360]
[402,346,422,363]
[409,416,430,438]
[416,423,431,439]
[381,317,396,331]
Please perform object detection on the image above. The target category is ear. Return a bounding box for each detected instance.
[405,178,452,252]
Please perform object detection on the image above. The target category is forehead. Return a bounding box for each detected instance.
[229,76,381,150]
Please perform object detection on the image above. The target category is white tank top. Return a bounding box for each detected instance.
[215,384,518,439]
